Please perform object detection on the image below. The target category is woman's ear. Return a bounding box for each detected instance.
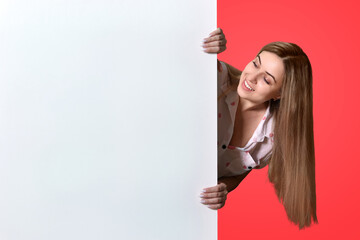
[273,89,281,101]
[273,95,281,101]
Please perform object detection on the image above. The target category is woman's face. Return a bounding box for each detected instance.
[238,51,285,105]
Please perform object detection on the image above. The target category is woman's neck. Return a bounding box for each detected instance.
[238,97,269,113]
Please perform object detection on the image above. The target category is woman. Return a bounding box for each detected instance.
[200,28,318,229]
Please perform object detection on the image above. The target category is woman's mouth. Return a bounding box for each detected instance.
[243,80,254,91]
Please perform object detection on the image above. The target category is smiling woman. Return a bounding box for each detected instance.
[200,28,318,230]
[237,51,284,109]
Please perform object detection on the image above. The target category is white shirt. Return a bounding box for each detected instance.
[218,61,274,178]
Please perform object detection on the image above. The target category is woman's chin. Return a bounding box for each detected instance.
[237,87,250,98]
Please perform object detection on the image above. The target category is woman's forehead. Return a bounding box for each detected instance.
[258,51,285,79]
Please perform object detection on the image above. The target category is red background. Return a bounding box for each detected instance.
[217,0,360,239]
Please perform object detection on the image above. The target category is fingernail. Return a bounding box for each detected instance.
[202,189,206,192]
[200,200,205,203]
[199,194,204,197]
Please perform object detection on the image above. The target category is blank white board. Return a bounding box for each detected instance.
[0,0,217,239]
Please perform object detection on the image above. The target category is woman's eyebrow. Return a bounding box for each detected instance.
[257,55,262,65]
[257,55,277,83]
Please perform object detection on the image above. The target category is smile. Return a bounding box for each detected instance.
[244,80,254,91]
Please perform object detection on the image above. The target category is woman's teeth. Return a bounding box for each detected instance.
[245,80,254,91]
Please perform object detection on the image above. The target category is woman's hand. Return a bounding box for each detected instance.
[202,28,226,72]
[202,28,227,54]
[199,183,228,210]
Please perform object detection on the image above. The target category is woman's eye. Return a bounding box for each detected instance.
[264,78,269,85]
[252,61,257,67]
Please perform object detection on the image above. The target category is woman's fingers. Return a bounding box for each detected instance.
[202,183,227,193]
[202,28,226,54]
[203,34,225,43]
[202,39,227,48]
[208,27,223,37]
[203,46,227,54]
[203,41,227,53]
[207,203,225,210]
[200,197,225,205]
[201,195,226,210]
[200,183,228,209]
[200,190,227,198]
[202,35,227,54]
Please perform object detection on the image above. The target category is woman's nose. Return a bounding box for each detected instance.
[248,75,258,84]
[248,71,262,84]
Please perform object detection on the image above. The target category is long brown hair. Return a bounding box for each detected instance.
[223,42,318,229]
